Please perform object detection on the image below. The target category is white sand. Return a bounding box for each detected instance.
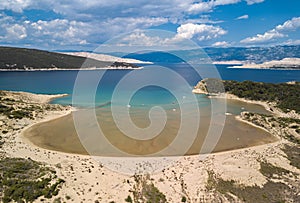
[63,52,152,64]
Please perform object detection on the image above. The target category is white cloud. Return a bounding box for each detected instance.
[236,15,249,20]
[178,16,224,25]
[276,17,300,31]
[0,0,269,48]
[187,2,214,13]
[119,31,165,47]
[283,39,300,45]
[187,0,241,14]
[29,19,91,45]
[102,17,168,33]
[0,0,32,13]
[175,23,227,41]
[0,14,170,47]
[6,24,27,40]
[245,0,264,5]
[0,14,92,46]
[241,17,300,44]
[212,41,230,47]
[215,0,241,6]
[241,29,284,44]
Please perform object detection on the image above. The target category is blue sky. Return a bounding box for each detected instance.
[0,0,300,51]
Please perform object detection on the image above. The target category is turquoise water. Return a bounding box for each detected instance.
[4,63,289,155]
[0,64,299,108]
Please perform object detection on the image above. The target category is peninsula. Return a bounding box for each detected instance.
[0,46,142,71]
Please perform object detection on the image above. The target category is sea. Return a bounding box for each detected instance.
[0,64,299,107]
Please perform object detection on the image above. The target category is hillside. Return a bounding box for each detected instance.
[0,46,112,70]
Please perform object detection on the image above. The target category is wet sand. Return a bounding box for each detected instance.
[24,99,277,157]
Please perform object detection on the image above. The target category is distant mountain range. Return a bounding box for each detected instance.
[1,45,300,70]
[114,45,300,64]
[204,45,300,63]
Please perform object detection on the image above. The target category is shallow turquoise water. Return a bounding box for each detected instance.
[0,64,299,110]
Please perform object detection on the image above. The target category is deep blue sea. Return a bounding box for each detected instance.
[0,64,299,107]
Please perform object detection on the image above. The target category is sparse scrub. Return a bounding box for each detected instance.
[131,174,167,203]
[0,158,64,203]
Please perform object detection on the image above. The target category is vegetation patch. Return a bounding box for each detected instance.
[282,144,300,170]
[222,80,300,113]
[259,161,291,178]
[0,158,64,203]
[130,174,167,203]
[242,112,300,144]
[206,165,299,203]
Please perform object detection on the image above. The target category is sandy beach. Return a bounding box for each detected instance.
[1,90,300,202]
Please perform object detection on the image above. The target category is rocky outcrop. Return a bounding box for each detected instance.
[193,78,225,95]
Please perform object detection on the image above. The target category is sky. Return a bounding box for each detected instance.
[0,0,300,51]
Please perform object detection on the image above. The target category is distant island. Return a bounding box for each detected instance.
[0,46,142,70]
[228,58,300,69]
[122,45,300,64]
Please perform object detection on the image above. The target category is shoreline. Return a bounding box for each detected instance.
[228,66,300,70]
[20,91,278,158]
[15,91,283,159]
[227,57,300,70]
[1,90,300,202]
[21,112,279,158]
[0,66,143,71]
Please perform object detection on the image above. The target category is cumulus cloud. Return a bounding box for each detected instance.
[0,0,32,13]
[0,13,171,47]
[241,29,284,44]
[119,31,165,47]
[0,0,188,20]
[0,0,268,48]
[212,41,230,47]
[187,2,215,13]
[0,0,263,20]
[241,17,300,44]
[0,14,91,46]
[276,17,300,31]
[236,15,249,20]
[6,24,27,40]
[29,19,91,45]
[175,23,227,41]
